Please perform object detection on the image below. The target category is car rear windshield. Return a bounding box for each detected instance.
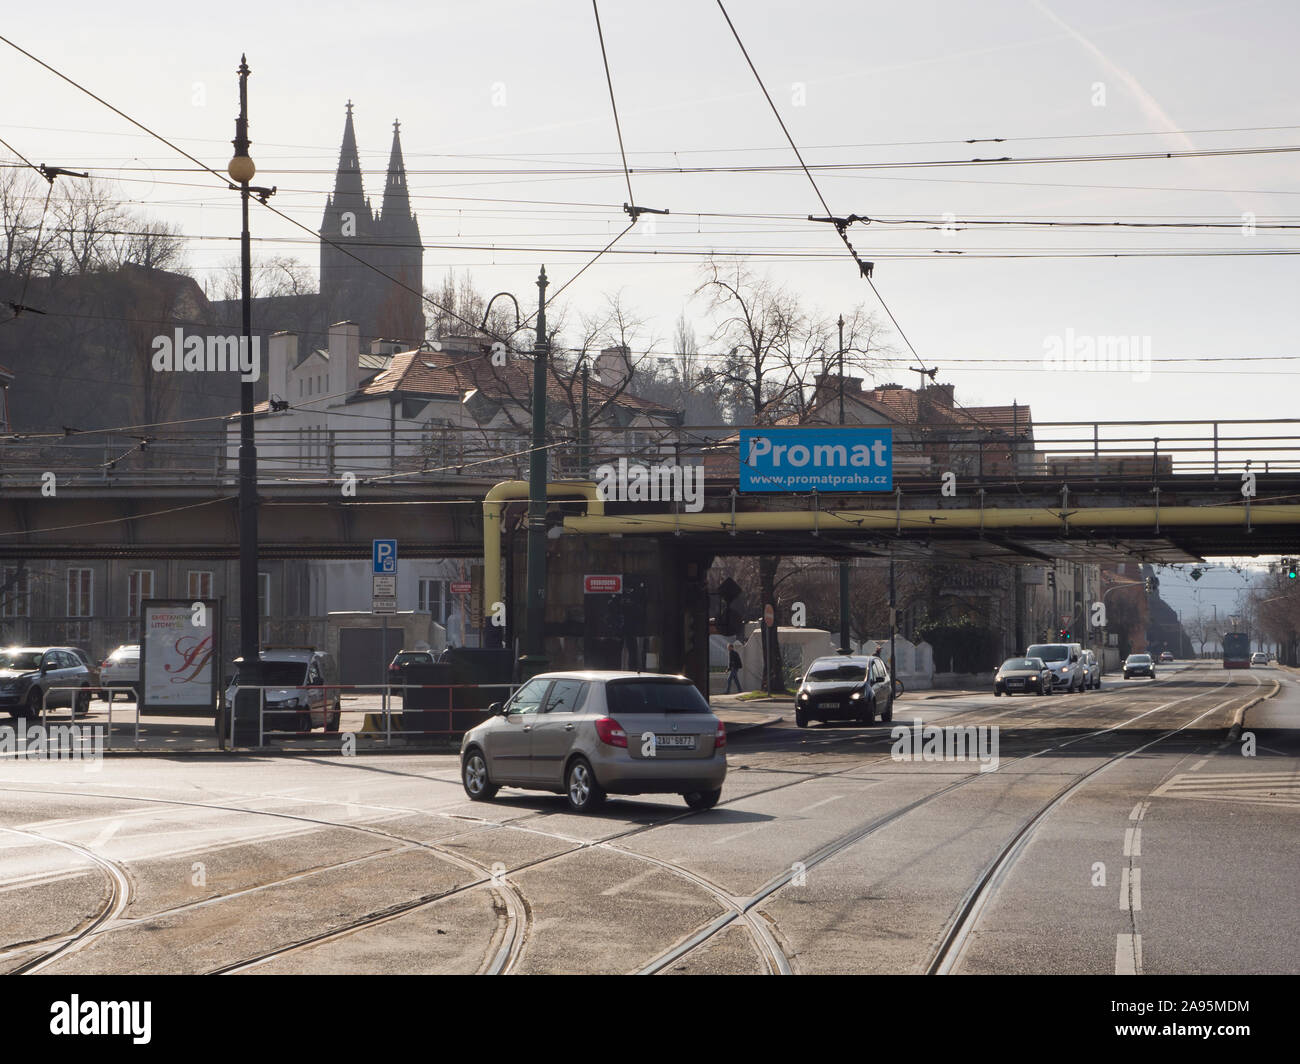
[1129,655,1151,663]
[1026,645,1067,662]
[238,661,307,686]
[110,647,139,660]
[807,664,867,682]
[1002,659,1041,670]
[0,651,43,671]
[396,653,433,664]
[606,679,710,714]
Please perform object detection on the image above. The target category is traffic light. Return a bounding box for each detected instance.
[1059,628,1070,640]
[1143,577,1153,592]
[1287,559,1297,580]
[1047,570,1056,589]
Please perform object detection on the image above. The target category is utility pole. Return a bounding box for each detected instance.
[520,266,550,679]
[580,358,590,474]
[837,314,850,653]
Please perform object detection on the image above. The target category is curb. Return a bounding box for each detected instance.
[1226,677,1282,742]
[719,714,784,735]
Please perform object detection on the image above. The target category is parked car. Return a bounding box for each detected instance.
[388,650,435,683]
[794,654,895,726]
[1025,642,1086,692]
[460,672,727,812]
[99,644,140,701]
[225,647,341,733]
[68,648,99,692]
[0,647,92,719]
[1250,652,1268,665]
[1123,653,1156,679]
[994,656,1052,696]
[1080,649,1101,690]
[1159,651,1175,663]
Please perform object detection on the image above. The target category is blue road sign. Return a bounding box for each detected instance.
[739,428,892,492]
[372,539,398,574]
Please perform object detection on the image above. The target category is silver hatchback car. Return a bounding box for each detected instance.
[460,671,727,813]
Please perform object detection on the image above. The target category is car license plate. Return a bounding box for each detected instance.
[655,734,696,748]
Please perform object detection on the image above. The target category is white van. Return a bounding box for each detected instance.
[1024,642,1086,693]
[225,646,341,732]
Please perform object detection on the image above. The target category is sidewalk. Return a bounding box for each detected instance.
[708,692,785,733]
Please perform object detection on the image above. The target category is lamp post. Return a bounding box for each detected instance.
[228,55,260,745]
[520,266,550,678]
[836,315,850,653]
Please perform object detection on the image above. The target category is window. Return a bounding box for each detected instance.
[1,567,29,618]
[187,571,213,599]
[418,578,449,623]
[127,570,153,617]
[257,572,271,617]
[544,679,586,714]
[67,568,93,617]
[505,678,550,715]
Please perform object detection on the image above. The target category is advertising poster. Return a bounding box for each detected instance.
[139,599,220,712]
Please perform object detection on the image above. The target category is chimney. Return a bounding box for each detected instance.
[330,321,362,395]
[929,383,955,408]
[370,338,403,356]
[267,332,298,406]
[596,346,631,390]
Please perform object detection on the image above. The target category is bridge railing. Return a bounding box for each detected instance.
[3,419,1299,488]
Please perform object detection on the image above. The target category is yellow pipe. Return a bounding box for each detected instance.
[563,504,1300,536]
[483,481,604,626]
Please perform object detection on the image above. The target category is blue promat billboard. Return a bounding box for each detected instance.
[739,428,893,492]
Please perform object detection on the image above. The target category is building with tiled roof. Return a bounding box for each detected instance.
[226,321,682,481]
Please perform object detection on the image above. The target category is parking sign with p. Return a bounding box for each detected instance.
[372,539,397,574]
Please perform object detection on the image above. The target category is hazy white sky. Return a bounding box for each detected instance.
[3,0,1298,435]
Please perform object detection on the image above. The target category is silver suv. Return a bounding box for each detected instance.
[0,647,93,719]
[460,672,727,813]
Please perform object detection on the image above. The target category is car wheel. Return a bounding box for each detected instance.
[74,687,91,718]
[683,787,722,811]
[857,701,876,725]
[994,689,1002,697]
[565,757,605,813]
[880,695,893,722]
[462,750,498,801]
[1038,684,1048,696]
[328,701,341,731]
[795,708,808,728]
[23,688,43,720]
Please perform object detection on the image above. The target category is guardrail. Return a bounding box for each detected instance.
[4,419,1300,488]
[224,682,519,749]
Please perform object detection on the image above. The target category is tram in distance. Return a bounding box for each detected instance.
[1222,631,1251,669]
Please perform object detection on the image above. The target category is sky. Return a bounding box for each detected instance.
[3,0,1299,444]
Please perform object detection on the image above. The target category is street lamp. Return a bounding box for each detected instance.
[520,266,550,679]
[228,55,260,745]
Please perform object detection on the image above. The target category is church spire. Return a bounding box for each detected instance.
[327,100,368,215]
[380,118,414,227]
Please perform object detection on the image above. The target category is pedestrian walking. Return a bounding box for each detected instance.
[725,643,743,694]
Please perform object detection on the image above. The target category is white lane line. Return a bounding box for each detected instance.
[1123,827,1142,857]
[713,824,766,846]
[1191,757,1209,771]
[796,794,845,814]
[1119,867,1142,912]
[1115,933,1142,975]
[1129,801,1149,822]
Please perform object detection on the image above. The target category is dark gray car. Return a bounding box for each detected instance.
[795,655,894,727]
[0,647,93,719]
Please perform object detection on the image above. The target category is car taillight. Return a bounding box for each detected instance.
[594,717,627,747]
[715,722,727,749]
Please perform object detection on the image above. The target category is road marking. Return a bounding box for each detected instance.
[1129,801,1148,821]
[797,794,845,814]
[713,824,766,846]
[1152,772,1300,808]
[1115,933,1142,975]
[1123,827,1142,857]
[1190,758,1209,771]
[1120,867,1141,911]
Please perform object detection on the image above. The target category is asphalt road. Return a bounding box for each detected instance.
[1,661,1295,975]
